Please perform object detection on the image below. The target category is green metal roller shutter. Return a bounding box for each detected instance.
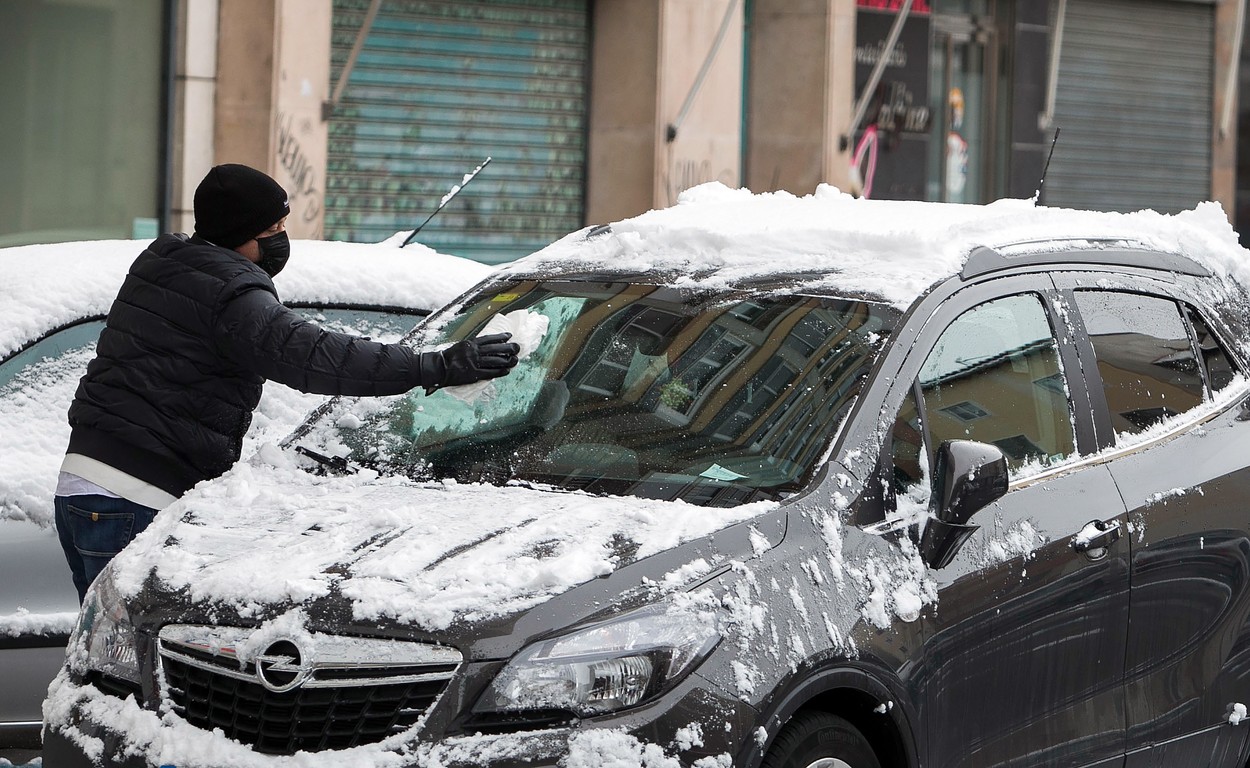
[1046,0,1212,214]
[327,0,588,263]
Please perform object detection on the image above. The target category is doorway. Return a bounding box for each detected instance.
[927,1,1003,203]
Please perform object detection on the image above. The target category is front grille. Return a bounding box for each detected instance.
[161,659,443,753]
[158,625,461,755]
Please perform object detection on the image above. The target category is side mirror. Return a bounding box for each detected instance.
[919,440,1009,569]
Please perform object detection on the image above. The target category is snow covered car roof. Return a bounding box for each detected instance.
[501,182,1250,309]
[0,233,492,361]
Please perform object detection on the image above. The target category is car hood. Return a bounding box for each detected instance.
[109,454,777,636]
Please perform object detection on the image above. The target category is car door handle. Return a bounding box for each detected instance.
[1073,519,1122,555]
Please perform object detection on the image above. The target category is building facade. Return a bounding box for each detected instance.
[0,0,1239,262]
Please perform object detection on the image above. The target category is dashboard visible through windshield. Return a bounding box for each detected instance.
[299,280,897,507]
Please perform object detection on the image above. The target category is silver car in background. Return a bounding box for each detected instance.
[0,236,488,758]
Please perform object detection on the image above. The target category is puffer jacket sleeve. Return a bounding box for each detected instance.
[213,283,443,396]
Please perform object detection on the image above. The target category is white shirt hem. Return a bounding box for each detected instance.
[59,454,178,510]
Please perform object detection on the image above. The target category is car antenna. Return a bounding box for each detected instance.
[1033,128,1060,205]
[400,156,492,248]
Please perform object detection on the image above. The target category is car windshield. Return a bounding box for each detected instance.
[297,279,897,507]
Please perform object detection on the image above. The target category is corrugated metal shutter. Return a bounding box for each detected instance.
[1046,0,1212,213]
[327,0,588,263]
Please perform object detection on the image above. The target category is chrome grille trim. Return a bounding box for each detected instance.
[157,624,459,754]
[158,624,462,689]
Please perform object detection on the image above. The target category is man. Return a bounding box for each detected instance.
[55,163,518,601]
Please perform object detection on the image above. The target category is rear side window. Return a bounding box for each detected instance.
[1186,307,1237,393]
[1073,291,1214,438]
[0,320,105,390]
[918,294,1075,475]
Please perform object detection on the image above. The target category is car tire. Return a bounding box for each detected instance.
[761,712,882,768]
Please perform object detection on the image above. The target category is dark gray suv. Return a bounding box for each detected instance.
[42,191,1250,767]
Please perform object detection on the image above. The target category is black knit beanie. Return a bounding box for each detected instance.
[193,164,290,249]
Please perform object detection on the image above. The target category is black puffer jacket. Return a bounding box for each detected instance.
[67,233,439,497]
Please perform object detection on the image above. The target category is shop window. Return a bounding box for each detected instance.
[0,1,164,245]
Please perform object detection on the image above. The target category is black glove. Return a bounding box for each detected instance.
[422,332,520,394]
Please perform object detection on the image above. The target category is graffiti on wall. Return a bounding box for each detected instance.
[276,110,323,236]
[873,81,931,135]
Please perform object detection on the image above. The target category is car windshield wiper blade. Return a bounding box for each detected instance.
[295,445,355,475]
[281,395,345,449]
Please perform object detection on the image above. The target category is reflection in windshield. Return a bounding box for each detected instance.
[307,281,896,507]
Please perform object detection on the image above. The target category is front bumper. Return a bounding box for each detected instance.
[43,719,567,768]
[42,669,756,768]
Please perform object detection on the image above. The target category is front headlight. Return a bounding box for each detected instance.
[71,576,140,685]
[476,603,721,717]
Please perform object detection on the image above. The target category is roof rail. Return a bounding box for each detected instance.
[961,244,1210,280]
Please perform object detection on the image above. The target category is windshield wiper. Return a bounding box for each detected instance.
[280,394,349,450]
[293,444,410,480]
[295,445,355,475]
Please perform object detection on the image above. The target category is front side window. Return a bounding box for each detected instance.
[1073,291,1205,438]
[299,281,898,507]
[0,1,164,245]
[918,293,1075,474]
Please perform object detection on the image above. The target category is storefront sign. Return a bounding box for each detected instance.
[856,0,931,15]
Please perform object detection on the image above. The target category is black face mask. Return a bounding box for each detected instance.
[255,231,290,277]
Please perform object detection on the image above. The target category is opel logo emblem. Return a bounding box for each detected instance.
[254,639,311,693]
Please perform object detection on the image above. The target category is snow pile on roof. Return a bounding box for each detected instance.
[277,232,491,310]
[503,183,1250,308]
[109,453,772,629]
[0,234,491,360]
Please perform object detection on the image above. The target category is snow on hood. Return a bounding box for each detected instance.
[108,451,774,631]
[0,233,491,360]
[501,183,1250,309]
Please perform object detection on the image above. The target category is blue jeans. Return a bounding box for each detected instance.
[55,495,158,603]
